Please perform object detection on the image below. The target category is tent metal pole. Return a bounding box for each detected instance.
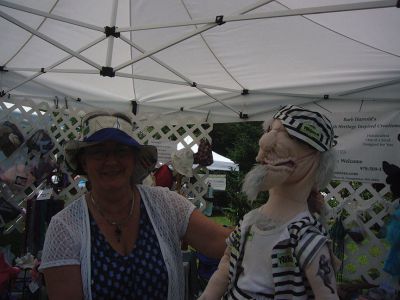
[114,25,212,71]
[115,0,275,71]
[118,36,242,115]
[119,0,272,32]
[3,36,106,94]
[336,77,400,97]
[5,68,99,74]
[251,90,325,99]
[251,90,400,102]
[119,35,240,93]
[0,0,103,32]
[119,0,274,32]
[4,69,242,88]
[116,0,277,116]
[105,0,118,67]
[116,71,240,93]
[117,0,396,32]
[119,35,197,86]
[0,10,102,70]
[222,0,397,23]
[3,1,58,66]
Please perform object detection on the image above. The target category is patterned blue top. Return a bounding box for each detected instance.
[89,199,169,300]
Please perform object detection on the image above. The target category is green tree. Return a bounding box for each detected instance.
[211,121,262,174]
[211,121,265,224]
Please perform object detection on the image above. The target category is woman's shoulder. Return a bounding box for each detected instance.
[138,184,180,199]
[137,184,193,210]
[51,195,86,222]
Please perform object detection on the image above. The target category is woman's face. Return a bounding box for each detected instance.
[80,141,136,191]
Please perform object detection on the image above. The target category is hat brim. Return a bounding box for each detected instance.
[64,138,158,184]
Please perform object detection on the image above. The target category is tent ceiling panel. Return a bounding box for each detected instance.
[0,0,399,122]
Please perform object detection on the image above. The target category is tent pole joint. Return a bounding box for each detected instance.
[0,66,8,72]
[239,112,248,119]
[131,100,138,115]
[41,68,46,73]
[104,26,120,38]
[191,82,197,87]
[215,15,225,25]
[100,66,115,77]
[242,89,249,95]
[324,94,330,100]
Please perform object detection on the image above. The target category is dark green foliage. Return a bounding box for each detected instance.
[211,121,262,174]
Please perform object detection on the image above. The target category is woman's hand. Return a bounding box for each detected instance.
[184,209,232,259]
[42,265,84,300]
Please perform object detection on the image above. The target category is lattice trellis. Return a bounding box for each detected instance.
[0,98,398,289]
[322,181,399,288]
[0,98,213,231]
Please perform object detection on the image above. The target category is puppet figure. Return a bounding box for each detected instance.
[200,105,339,300]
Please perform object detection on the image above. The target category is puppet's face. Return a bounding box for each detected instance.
[242,119,318,199]
[256,119,316,168]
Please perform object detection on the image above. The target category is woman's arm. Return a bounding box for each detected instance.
[183,209,232,258]
[43,265,84,300]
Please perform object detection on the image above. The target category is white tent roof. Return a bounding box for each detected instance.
[178,137,239,171]
[207,151,239,172]
[1,0,399,122]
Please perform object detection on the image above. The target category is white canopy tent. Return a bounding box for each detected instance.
[207,152,239,172]
[0,0,399,122]
[178,137,239,171]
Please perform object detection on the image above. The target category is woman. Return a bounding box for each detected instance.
[39,111,230,300]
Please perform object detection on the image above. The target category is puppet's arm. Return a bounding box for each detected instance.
[305,244,339,300]
[198,246,231,300]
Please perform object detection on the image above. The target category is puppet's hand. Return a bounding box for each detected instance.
[198,247,231,300]
[382,161,400,198]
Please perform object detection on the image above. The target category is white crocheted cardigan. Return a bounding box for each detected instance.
[39,185,196,300]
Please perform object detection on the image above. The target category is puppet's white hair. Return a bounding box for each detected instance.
[314,149,336,190]
[242,165,268,201]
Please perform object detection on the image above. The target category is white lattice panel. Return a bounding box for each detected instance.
[0,98,398,289]
[323,181,399,288]
[0,98,213,232]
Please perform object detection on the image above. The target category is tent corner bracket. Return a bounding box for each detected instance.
[215,15,225,25]
[241,89,249,95]
[0,66,8,72]
[104,26,120,38]
[100,67,115,77]
[239,112,248,119]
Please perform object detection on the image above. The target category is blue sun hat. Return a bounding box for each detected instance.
[64,111,157,182]
[273,104,336,152]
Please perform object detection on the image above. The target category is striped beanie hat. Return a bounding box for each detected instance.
[273,104,335,152]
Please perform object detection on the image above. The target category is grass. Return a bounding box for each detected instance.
[209,214,233,227]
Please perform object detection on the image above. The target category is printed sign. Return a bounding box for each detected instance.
[148,139,176,165]
[201,174,227,191]
[330,111,400,183]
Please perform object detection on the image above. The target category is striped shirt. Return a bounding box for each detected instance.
[224,209,329,300]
